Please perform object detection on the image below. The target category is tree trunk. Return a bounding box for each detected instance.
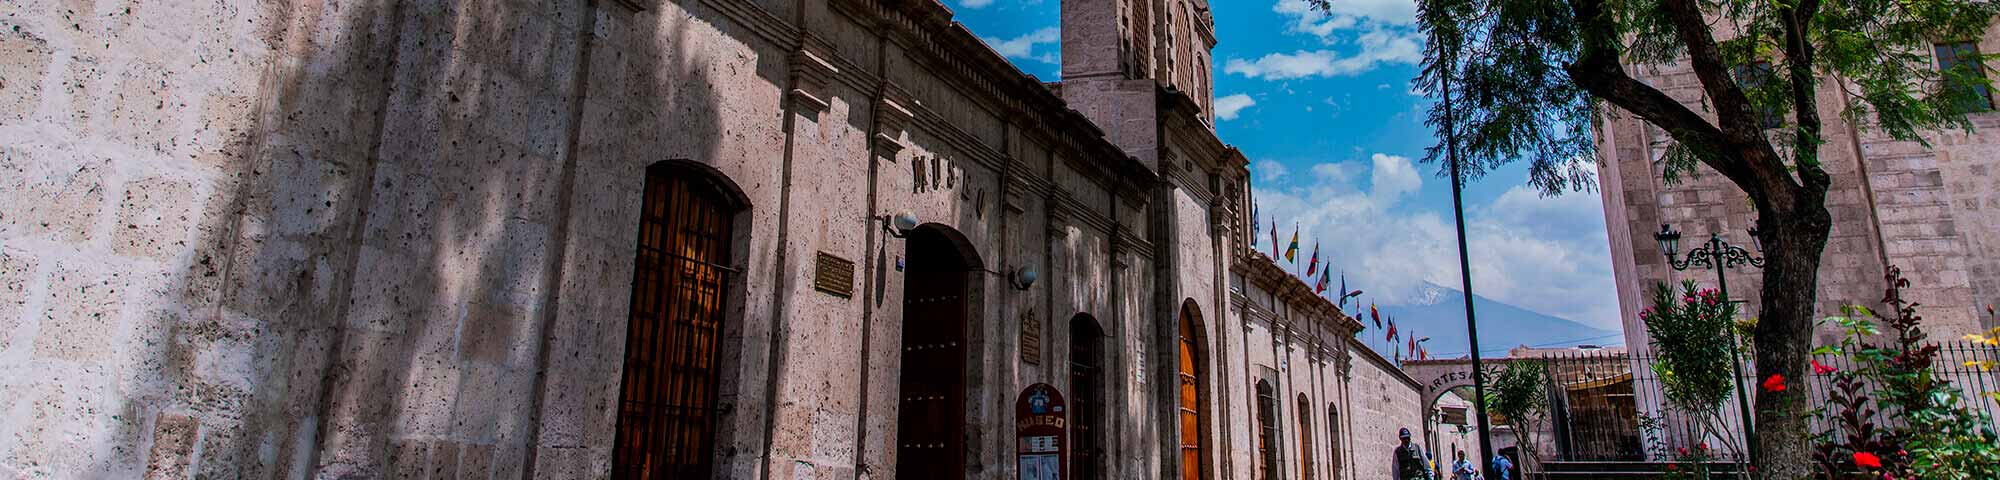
[1750,206,1831,480]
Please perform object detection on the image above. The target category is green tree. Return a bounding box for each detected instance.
[1485,362,1549,476]
[1309,0,1998,476]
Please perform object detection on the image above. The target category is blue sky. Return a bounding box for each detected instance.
[954,0,1624,334]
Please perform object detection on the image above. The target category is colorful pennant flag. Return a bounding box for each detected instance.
[1408,336,1417,354]
[1370,303,1382,329]
[1305,243,1321,277]
[1270,220,1280,259]
[1314,268,1330,294]
[1337,273,1349,308]
[1388,316,1399,342]
[1284,224,1300,263]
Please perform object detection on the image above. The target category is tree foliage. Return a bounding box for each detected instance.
[1306,0,1998,474]
[1312,0,1997,194]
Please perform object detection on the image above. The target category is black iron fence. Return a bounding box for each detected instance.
[1528,341,1999,464]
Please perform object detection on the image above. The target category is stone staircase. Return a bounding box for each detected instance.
[1539,460,1746,479]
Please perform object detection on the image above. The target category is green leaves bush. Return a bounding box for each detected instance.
[1810,267,2000,479]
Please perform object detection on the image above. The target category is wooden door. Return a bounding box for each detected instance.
[1070,317,1105,480]
[897,229,968,479]
[1178,315,1204,480]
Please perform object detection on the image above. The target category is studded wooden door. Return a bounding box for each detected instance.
[897,229,968,479]
[1070,317,1105,480]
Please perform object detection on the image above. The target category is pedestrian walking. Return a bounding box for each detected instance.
[1394,428,1430,480]
[1452,450,1477,480]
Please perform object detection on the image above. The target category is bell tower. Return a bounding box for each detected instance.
[1061,0,1218,121]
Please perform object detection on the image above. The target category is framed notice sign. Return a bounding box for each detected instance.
[1016,383,1067,480]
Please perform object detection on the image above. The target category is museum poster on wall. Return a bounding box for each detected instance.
[1015,383,1067,480]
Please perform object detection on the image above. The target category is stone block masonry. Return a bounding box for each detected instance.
[0,0,1428,478]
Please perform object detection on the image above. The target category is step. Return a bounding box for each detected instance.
[1542,460,1745,474]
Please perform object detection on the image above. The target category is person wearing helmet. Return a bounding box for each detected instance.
[1394,427,1431,479]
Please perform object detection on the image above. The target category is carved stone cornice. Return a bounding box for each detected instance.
[872,85,915,157]
[789,40,839,112]
[1335,340,1354,378]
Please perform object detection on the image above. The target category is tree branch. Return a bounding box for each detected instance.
[1780,0,1833,195]
[1658,0,1764,141]
[1564,0,1760,190]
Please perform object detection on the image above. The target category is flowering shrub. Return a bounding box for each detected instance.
[1657,437,1722,480]
[1810,267,2000,479]
[1641,281,1745,459]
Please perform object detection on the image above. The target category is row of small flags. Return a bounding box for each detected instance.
[1254,204,1428,362]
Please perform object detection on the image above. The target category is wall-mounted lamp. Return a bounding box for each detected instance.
[1010,265,1039,290]
[883,212,919,239]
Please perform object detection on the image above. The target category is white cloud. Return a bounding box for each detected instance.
[1274,0,1418,40]
[1223,28,1422,80]
[982,27,1060,64]
[1255,160,1291,184]
[960,0,995,8]
[1215,94,1257,121]
[1311,162,1359,184]
[1252,157,1621,330]
[1369,153,1421,199]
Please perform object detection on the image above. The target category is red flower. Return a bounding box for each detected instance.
[1667,464,1678,471]
[1813,359,1838,375]
[1697,442,1709,452]
[1854,452,1882,468]
[1763,374,1787,392]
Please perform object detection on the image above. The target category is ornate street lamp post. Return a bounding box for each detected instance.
[1653,223,1764,464]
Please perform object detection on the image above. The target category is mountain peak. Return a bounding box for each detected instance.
[1369,283,1622,358]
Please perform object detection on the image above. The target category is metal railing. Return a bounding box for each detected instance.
[1531,341,1999,463]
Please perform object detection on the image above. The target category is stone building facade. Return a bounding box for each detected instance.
[0,0,1425,478]
[1596,27,2000,349]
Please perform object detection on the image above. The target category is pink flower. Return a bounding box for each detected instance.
[1763,374,1788,392]
[1854,452,1882,468]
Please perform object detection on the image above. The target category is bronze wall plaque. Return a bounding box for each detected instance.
[1020,309,1041,364]
[814,251,855,298]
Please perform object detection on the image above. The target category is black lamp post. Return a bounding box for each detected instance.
[1652,223,1764,464]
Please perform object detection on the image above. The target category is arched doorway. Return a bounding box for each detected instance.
[1177,302,1210,480]
[1297,394,1314,480]
[610,161,749,479]
[897,225,976,479]
[1326,404,1342,479]
[1070,315,1106,480]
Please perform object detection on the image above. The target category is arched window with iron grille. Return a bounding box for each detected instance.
[610,162,745,479]
[1256,380,1278,479]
